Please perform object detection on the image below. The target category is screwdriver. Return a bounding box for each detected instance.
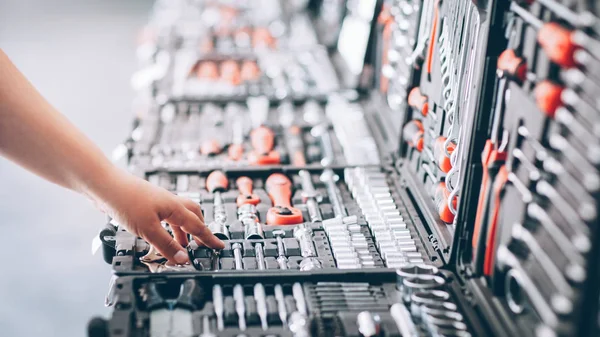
[265,173,304,225]
[510,3,580,68]
[433,182,457,224]
[534,80,564,119]
[206,171,231,239]
[220,60,242,86]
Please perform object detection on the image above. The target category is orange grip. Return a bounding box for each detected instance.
[483,165,509,276]
[403,120,424,152]
[236,176,260,206]
[434,182,457,223]
[534,80,563,118]
[537,23,578,68]
[206,170,229,193]
[408,87,429,116]
[196,61,219,80]
[266,173,294,208]
[434,136,455,173]
[240,60,261,82]
[248,151,281,165]
[497,49,526,81]
[228,144,244,161]
[265,173,303,225]
[220,60,241,85]
[200,38,215,53]
[250,126,275,155]
[252,27,275,49]
[200,139,222,156]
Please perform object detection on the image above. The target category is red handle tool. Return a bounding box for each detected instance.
[206,170,229,193]
[265,173,303,225]
[236,176,261,207]
[248,126,281,165]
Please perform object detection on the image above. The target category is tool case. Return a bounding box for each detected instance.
[91,0,600,336]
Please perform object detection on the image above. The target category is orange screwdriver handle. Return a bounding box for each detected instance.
[201,139,222,156]
[236,176,260,206]
[265,173,303,225]
[433,136,455,173]
[228,144,244,161]
[433,182,457,224]
[248,151,281,165]
[408,87,429,116]
[206,170,229,193]
[250,126,275,155]
[402,120,424,152]
[537,23,578,68]
[483,165,509,276]
[497,49,526,82]
[534,80,564,118]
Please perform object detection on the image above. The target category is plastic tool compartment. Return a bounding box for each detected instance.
[124,96,380,175]
[365,0,600,337]
[99,167,436,275]
[89,268,490,337]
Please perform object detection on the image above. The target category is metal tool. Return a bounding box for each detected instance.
[266,173,304,225]
[274,232,289,269]
[213,285,225,331]
[199,315,216,337]
[311,123,335,166]
[232,243,244,270]
[274,284,288,325]
[390,303,419,337]
[320,169,346,217]
[206,171,231,239]
[293,224,317,258]
[299,170,323,223]
[254,283,268,330]
[255,243,266,270]
[145,280,201,337]
[233,284,247,331]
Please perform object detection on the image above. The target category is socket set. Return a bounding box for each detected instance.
[99,168,430,274]
[125,96,379,173]
[91,0,600,336]
[90,268,487,337]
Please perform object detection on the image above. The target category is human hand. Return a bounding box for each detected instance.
[92,172,224,264]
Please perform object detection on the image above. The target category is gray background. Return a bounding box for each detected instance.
[0,0,152,335]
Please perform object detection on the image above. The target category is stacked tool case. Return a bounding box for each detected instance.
[91,0,600,336]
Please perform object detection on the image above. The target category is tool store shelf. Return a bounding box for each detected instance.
[91,0,600,336]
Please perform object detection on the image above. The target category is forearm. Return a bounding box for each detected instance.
[0,49,121,199]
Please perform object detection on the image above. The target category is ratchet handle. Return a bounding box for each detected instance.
[236,176,260,206]
[266,173,303,225]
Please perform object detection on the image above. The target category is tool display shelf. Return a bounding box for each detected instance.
[89,269,489,337]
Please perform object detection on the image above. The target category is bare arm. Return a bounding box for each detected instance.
[0,49,223,263]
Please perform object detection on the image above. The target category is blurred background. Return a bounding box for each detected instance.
[0,0,152,335]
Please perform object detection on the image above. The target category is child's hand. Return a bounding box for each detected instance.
[94,172,224,265]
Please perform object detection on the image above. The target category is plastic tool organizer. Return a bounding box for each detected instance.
[91,0,600,337]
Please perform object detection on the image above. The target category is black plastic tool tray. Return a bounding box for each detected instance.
[125,99,349,174]
[99,167,438,275]
[89,269,491,337]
